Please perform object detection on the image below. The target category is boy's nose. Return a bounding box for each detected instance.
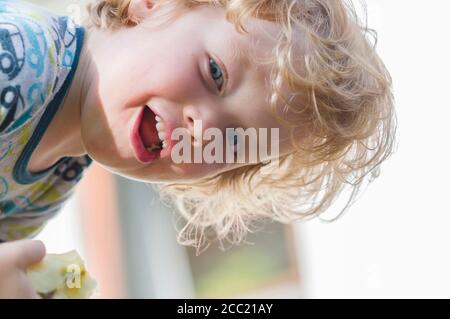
[183,107,198,142]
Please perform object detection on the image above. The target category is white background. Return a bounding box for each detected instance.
[296,0,450,298]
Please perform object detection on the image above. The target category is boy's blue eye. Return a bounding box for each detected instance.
[209,58,224,92]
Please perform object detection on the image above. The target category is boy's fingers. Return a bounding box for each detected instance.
[11,240,46,269]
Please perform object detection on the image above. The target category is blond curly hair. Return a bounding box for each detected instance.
[86,0,397,254]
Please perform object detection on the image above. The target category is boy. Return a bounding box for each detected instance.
[0,0,396,297]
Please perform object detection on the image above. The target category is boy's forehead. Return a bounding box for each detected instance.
[197,5,287,71]
[226,17,288,94]
[231,17,283,68]
[229,16,306,93]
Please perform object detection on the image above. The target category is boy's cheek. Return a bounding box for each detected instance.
[91,54,144,104]
[95,68,154,113]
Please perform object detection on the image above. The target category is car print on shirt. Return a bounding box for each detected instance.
[0,22,25,81]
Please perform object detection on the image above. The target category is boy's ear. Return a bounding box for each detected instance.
[127,0,157,24]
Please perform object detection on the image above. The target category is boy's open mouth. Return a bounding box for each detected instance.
[131,104,171,164]
[139,105,164,154]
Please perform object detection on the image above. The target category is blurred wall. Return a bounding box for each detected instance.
[115,177,196,298]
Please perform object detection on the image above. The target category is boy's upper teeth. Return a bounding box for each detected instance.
[156,121,165,132]
[154,115,167,144]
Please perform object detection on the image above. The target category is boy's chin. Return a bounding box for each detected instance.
[104,161,233,183]
[83,144,241,182]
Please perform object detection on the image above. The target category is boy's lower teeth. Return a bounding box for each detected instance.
[146,144,162,152]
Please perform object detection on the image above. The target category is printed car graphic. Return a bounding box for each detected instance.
[0,22,25,81]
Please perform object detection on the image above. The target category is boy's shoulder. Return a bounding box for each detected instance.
[0,1,90,242]
[0,0,81,135]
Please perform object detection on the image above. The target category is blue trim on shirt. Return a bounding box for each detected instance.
[13,26,89,185]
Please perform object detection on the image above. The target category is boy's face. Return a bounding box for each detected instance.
[81,4,299,183]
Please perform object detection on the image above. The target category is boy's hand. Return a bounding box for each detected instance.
[0,239,46,299]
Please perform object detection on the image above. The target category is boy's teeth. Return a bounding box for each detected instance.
[145,141,167,152]
[154,115,166,144]
[156,122,165,131]
[146,144,161,152]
